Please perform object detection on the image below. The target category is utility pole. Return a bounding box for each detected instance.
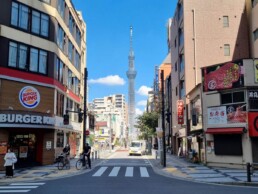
[161,70,166,167]
[83,67,88,153]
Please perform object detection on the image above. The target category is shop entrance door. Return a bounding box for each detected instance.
[9,133,38,168]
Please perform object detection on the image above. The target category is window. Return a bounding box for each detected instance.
[8,41,47,74]
[57,25,64,50]
[11,2,49,37]
[56,57,64,83]
[174,38,177,48]
[56,132,64,147]
[179,54,184,73]
[252,0,258,7]
[75,51,80,69]
[179,28,184,46]
[224,44,230,56]
[69,13,74,34]
[221,91,245,104]
[56,92,64,116]
[11,2,29,30]
[253,29,258,41]
[178,3,183,20]
[68,70,72,89]
[68,40,73,61]
[76,27,81,47]
[175,86,178,96]
[57,0,65,18]
[180,80,185,98]
[223,16,229,27]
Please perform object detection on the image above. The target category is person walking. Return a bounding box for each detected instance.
[4,148,17,178]
[84,143,91,169]
[63,144,70,164]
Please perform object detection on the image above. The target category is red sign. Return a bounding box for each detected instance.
[177,100,184,124]
[203,62,241,92]
[248,112,258,137]
[85,130,90,136]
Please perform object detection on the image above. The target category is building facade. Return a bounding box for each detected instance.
[0,0,86,169]
[169,0,249,161]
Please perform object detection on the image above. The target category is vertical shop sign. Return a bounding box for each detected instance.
[177,100,184,124]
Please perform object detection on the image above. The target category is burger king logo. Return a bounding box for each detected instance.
[19,86,40,109]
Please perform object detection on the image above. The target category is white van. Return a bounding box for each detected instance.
[129,140,146,156]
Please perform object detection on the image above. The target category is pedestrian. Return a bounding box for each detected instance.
[84,143,91,169]
[63,144,70,164]
[4,148,17,178]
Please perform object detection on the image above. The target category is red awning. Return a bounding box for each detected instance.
[206,128,245,134]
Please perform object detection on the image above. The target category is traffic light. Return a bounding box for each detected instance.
[78,108,83,123]
[63,114,69,125]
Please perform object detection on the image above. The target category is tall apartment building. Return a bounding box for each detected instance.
[169,0,249,162]
[92,94,128,145]
[0,0,86,169]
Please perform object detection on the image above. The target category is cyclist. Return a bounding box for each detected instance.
[83,143,91,169]
[63,144,70,164]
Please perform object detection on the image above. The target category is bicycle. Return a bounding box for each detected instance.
[76,154,88,170]
[57,153,70,170]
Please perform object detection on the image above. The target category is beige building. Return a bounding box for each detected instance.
[0,0,86,169]
[169,0,249,161]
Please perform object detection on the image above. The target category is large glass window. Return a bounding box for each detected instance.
[56,57,64,83]
[8,42,18,67]
[69,14,74,34]
[221,91,245,104]
[75,51,80,69]
[179,28,184,47]
[11,2,49,38]
[68,40,73,61]
[76,27,81,47]
[57,25,64,50]
[39,50,47,74]
[56,92,64,117]
[19,45,28,70]
[179,54,184,73]
[30,48,39,72]
[57,0,65,18]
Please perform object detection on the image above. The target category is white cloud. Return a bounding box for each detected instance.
[136,86,152,96]
[88,75,125,86]
[135,108,143,116]
[137,100,147,106]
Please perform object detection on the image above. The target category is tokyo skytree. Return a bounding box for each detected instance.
[126,26,137,138]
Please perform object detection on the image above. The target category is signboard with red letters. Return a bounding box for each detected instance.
[177,100,184,124]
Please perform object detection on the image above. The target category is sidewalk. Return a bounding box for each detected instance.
[0,149,112,184]
[148,151,258,186]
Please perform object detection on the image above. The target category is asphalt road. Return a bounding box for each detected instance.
[1,151,258,194]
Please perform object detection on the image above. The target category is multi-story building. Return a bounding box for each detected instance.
[169,0,249,161]
[0,0,86,169]
[92,94,128,146]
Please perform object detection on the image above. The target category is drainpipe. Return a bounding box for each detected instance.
[192,9,197,86]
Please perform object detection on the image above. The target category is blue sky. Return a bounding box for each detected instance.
[72,0,176,114]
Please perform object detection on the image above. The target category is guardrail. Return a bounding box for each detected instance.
[246,162,258,182]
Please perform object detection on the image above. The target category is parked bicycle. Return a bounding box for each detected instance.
[76,154,88,170]
[57,153,70,170]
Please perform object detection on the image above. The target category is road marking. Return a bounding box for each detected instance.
[109,167,120,177]
[10,183,45,186]
[0,190,30,193]
[93,167,108,176]
[125,167,133,177]
[0,186,38,189]
[140,167,149,177]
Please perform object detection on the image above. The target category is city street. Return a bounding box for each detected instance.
[1,151,258,194]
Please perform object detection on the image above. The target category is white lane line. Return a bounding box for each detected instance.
[93,167,108,177]
[125,167,133,177]
[109,167,120,177]
[0,186,38,189]
[0,190,30,193]
[10,183,45,186]
[140,167,149,177]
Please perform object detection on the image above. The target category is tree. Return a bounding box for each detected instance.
[135,111,159,140]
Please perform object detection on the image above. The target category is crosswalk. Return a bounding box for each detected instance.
[0,182,45,193]
[92,166,150,178]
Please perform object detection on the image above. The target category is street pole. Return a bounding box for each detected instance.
[161,70,166,167]
[83,67,88,153]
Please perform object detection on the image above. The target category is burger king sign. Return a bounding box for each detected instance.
[19,86,40,109]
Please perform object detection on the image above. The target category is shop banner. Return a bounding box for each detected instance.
[202,61,244,92]
[208,106,227,125]
[177,100,184,124]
